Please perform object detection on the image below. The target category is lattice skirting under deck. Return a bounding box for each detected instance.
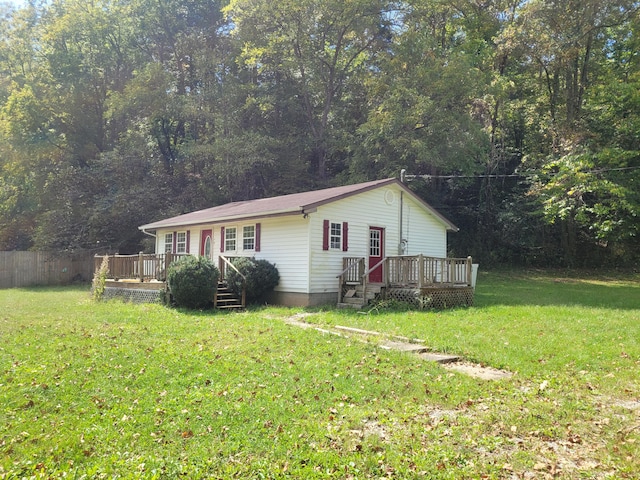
[384,287,474,309]
[104,286,163,304]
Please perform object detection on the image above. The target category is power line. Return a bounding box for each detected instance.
[401,166,640,181]
[403,173,522,180]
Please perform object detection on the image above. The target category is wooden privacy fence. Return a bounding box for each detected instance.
[0,251,94,289]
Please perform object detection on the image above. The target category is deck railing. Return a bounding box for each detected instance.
[386,255,472,287]
[338,255,473,303]
[94,253,187,282]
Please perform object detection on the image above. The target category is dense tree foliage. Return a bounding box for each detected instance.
[0,0,638,267]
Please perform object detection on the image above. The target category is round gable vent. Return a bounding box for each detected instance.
[384,189,396,205]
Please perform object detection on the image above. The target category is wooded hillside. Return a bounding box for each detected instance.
[1,0,638,267]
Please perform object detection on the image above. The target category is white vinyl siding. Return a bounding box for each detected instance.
[400,195,447,257]
[309,185,447,293]
[210,217,309,294]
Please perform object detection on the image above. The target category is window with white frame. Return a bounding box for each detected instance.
[164,233,173,253]
[330,222,342,249]
[243,225,255,251]
[176,231,187,253]
[225,227,237,251]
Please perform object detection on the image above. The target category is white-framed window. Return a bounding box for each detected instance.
[225,227,237,251]
[370,228,381,256]
[243,225,255,251]
[176,231,187,253]
[164,233,173,253]
[330,222,342,250]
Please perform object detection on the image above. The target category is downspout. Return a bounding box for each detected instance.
[399,191,404,255]
[141,228,156,239]
[399,169,406,255]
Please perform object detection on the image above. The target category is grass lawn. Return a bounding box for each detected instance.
[1,270,639,479]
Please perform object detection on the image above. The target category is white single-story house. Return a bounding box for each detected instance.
[137,177,464,306]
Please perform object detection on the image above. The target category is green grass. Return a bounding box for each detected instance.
[1,271,639,479]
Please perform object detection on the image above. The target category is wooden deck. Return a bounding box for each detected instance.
[338,255,475,309]
[94,252,187,282]
[94,253,244,308]
[94,253,475,310]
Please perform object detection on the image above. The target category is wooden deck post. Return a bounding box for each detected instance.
[337,258,345,304]
[466,256,472,286]
[139,251,144,282]
[418,254,424,288]
[165,253,172,281]
[384,258,390,286]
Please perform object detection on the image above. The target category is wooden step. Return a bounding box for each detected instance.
[341,296,367,305]
[215,282,244,309]
[337,302,365,310]
[217,303,244,310]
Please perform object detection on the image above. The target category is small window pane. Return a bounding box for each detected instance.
[370,230,380,256]
[164,233,173,253]
[243,225,255,250]
[330,222,342,250]
[176,232,187,253]
[225,227,237,251]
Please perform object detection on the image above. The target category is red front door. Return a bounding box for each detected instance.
[200,229,213,260]
[368,227,384,283]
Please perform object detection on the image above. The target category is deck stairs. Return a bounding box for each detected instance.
[337,283,382,309]
[215,282,244,310]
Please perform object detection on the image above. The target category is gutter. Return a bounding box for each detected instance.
[138,208,305,231]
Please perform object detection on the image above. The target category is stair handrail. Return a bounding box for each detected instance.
[336,257,366,278]
[362,256,387,280]
[360,256,388,307]
[336,257,365,304]
[218,255,246,308]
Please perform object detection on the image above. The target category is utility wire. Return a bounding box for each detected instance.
[401,165,640,181]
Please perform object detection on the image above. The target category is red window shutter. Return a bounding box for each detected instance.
[322,220,329,250]
[220,227,225,252]
[342,222,348,251]
[186,230,190,254]
[173,231,177,253]
[255,223,261,252]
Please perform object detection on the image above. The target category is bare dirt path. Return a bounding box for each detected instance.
[281,313,513,380]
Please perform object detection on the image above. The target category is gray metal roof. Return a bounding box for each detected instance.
[139,177,458,231]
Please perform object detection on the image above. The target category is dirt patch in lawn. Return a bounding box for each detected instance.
[442,361,513,380]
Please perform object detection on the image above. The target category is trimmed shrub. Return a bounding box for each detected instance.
[167,256,219,309]
[226,257,279,304]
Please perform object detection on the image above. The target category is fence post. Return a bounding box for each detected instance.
[466,256,472,286]
[94,254,101,276]
[418,254,424,288]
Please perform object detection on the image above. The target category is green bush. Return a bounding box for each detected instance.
[167,256,219,309]
[226,257,279,304]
